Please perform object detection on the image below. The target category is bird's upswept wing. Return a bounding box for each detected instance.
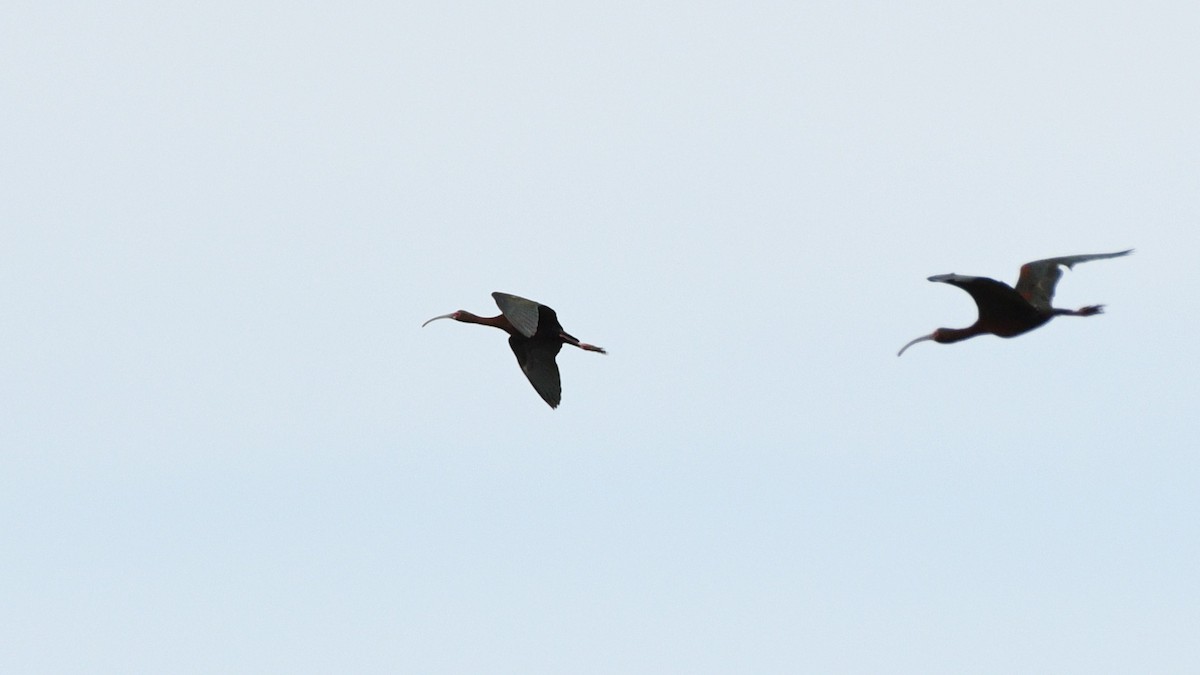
[1014,250,1132,311]
[929,274,1043,325]
[492,292,541,338]
[507,337,563,408]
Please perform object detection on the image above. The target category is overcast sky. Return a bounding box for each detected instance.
[3,1,1198,673]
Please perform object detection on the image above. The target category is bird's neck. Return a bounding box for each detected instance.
[936,325,986,344]
[457,311,517,334]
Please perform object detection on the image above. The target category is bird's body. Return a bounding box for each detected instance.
[898,250,1131,356]
[423,292,605,408]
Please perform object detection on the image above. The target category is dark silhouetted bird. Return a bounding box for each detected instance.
[899,249,1132,356]
[423,292,606,408]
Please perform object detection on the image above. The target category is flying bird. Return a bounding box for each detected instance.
[898,249,1132,356]
[422,292,606,408]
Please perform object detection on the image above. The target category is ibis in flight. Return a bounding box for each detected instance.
[898,249,1132,356]
[423,292,606,408]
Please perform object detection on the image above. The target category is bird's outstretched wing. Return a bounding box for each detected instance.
[507,337,563,408]
[1014,250,1132,311]
[492,292,541,338]
[929,274,1042,325]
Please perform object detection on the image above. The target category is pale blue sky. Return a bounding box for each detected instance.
[3,1,1198,673]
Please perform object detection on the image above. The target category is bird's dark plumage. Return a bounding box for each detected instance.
[926,274,1049,337]
[508,334,564,408]
[492,292,541,338]
[423,292,605,408]
[899,249,1131,355]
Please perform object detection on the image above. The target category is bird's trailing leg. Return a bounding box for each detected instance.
[560,332,607,354]
[1054,304,1105,317]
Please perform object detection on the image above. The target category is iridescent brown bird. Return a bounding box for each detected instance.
[422,292,606,408]
[898,249,1132,356]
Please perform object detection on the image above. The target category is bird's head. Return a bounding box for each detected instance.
[896,328,955,356]
[897,326,981,356]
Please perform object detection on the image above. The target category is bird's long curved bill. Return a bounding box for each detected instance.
[421,313,456,327]
[897,333,934,357]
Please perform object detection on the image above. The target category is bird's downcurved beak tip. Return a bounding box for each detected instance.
[897,333,934,357]
[421,313,455,328]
